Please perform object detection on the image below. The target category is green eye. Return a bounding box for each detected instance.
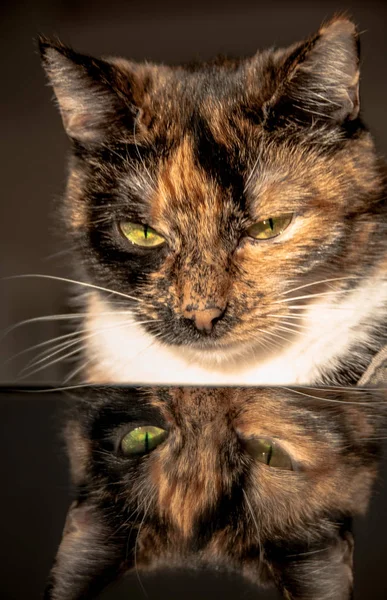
[120,426,168,457]
[242,437,293,470]
[247,214,293,240]
[119,221,165,247]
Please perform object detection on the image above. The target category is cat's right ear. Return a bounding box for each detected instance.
[44,500,128,600]
[38,37,142,144]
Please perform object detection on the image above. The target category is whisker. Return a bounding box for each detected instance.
[133,117,156,194]
[244,154,261,193]
[273,290,353,305]
[2,312,137,364]
[249,329,284,353]
[279,387,387,405]
[274,324,308,338]
[19,337,85,375]
[18,318,159,378]
[265,313,308,321]
[133,490,153,599]
[63,359,92,384]
[1,313,88,341]
[4,274,149,305]
[42,249,73,262]
[283,304,357,311]
[243,490,263,556]
[278,276,360,296]
[3,329,85,366]
[266,317,309,330]
[18,345,84,380]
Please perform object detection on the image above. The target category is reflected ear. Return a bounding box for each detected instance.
[266,17,360,128]
[39,37,143,144]
[44,500,129,600]
[269,531,354,600]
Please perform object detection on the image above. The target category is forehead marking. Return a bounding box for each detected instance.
[149,136,221,226]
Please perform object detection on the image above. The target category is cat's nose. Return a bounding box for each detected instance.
[184,306,225,334]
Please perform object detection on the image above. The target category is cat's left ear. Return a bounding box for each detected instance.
[44,500,128,600]
[39,37,144,144]
[267,17,360,127]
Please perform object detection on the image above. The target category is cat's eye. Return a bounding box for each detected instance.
[119,221,165,247]
[246,214,293,240]
[120,426,168,457]
[242,437,294,470]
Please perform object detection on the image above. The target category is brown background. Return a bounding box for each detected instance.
[1,0,387,382]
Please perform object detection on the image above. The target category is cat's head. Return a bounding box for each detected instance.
[39,17,384,360]
[45,387,384,599]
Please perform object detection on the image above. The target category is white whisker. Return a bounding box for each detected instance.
[273,289,351,305]
[133,117,156,193]
[279,387,387,405]
[62,359,92,384]
[18,318,159,379]
[243,490,263,557]
[19,337,85,374]
[274,324,308,338]
[278,276,359,296]
[266,317,309,330]
[18,345,84,380]
[5,274,149,305]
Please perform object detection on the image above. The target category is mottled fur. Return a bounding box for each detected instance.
[45,386,385,599]
[39,17,387,385]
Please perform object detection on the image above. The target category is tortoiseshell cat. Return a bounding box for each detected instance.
[45,386,385,600]
[39,16,387,386]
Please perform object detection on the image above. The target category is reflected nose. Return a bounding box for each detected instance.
[183,306,225,334]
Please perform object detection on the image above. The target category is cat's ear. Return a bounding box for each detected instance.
[267,17,360,127]
[44,500,128,600]
[268,530,354,600]
[39,37,142,144]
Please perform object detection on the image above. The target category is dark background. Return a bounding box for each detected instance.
[1,2,387,598]
[1,0,387,382]
[1,390,387,600]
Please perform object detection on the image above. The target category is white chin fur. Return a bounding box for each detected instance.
[83,277,387,385]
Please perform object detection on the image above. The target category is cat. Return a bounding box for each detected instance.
[38,16,387,386]
[44,385,385,600]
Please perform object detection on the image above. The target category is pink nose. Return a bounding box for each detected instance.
[183,307,224,334]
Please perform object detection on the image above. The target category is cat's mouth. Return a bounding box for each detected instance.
[140,308,299,365]
[145,312,235,349]
[145,316,272,364]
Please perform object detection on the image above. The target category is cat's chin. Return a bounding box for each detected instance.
[172,337,271,369]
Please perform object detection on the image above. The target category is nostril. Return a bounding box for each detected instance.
[185,306,226,334]
[210,313,222,328]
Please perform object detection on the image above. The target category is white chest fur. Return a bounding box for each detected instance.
[83,277,387,384]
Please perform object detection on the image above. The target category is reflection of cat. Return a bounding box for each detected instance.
[45,387,385,600]
[39,16,387,386]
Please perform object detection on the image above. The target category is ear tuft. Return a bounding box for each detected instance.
[267,17,360,128]
[39,37,140,144]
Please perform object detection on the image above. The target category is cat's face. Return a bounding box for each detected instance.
[40,18,384,360]
[45,387,383,599]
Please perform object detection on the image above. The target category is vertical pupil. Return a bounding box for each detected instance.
[145,431,149,452]
[268,218,274,231]
[144,225,148,239]
[266,444,273,465]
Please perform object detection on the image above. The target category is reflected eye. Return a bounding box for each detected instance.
[242,437,293,470]
[246,214,293,240]
[119,221,165,247]
[120,426,168,457]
